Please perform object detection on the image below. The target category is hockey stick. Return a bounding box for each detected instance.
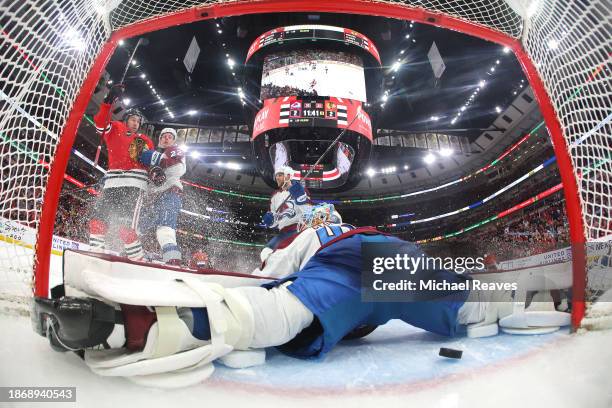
[272,105,363,222]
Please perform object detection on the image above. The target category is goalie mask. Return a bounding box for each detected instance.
[299,203,337,230]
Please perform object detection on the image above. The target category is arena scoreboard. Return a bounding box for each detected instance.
[247,25,381,64]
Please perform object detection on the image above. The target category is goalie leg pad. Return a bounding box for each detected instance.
[84,278,256,380]
[127,360,215,388]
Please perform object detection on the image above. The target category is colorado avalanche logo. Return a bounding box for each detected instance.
[277,200,297,221]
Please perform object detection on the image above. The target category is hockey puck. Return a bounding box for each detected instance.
[439,347,463,359]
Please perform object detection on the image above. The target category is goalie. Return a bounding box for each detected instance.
[89,84,154,260]
[37,204,570,388]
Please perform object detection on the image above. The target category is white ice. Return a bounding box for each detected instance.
[1,314,611,408]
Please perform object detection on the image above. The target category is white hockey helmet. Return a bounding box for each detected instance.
[299,203,335,230]
[274,165,294,178]
[160,127,177,140]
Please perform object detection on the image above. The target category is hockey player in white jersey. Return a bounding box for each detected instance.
[138,128,186,264]
[262,165,310,249]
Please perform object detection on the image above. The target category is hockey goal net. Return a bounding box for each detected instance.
[0,0,610,327]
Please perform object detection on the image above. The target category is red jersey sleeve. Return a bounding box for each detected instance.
[93,102,113,137]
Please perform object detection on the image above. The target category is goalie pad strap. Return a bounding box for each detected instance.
[153,307,184,358]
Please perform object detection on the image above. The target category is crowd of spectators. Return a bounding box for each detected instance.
[263,49,361,72]
[1,145,44,228]
[260,83,316,100]
[54,193,91,243]
[470,199,570,261]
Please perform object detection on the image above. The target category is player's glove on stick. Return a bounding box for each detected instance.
[104,84,125,104]
[288,180,307,204]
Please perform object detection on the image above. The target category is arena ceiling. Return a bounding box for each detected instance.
[74,11,541,208]
[103,12,527,136]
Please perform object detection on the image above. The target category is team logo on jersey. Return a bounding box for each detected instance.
[277,200,297,222]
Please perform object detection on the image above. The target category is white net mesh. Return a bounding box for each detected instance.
[0,0,108,312]
[522,0,612,242]
[0,0,609,326]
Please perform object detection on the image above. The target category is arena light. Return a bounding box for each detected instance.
[405,34,410,39]
[490,66,495,72]
[391,61,401,72]
[461,106,466,111]
[403,165,409,170]
[227,58,235,68]
[366,168,376,177]
[190,151,201,159]
[62,29,85,51]
[527,0,541,17]
[430,115,439,121]
[424,153,436,164]
[451,118,457,124]
[495,106,502,113]
[479,80,486,87]
[496,59,500,64]
[503,46,510,53]
[226,162,241,170]
[187,109,198,116]
[118,39,125,46]
[122,97,131,105]
[440,148,453,157]
[131,59,137,66]
[382,94,388,102]
[140,73,146,79]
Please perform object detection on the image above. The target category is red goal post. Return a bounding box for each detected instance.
[1,0,609,328]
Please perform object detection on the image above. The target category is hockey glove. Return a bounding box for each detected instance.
[148,166,166,186]
[103,84,125,104]
[139,149,164,167]
[262,212,274,227]
[288,180,307,203]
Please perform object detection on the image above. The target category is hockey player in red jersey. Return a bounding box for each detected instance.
[88,84,154,260]
[138,128,186,264]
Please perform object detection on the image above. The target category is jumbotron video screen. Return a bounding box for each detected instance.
[260,49,366,101]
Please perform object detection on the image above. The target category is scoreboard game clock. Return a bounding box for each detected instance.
[254,96,370,139]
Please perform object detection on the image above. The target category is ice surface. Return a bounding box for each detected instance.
[1,314,611,408]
